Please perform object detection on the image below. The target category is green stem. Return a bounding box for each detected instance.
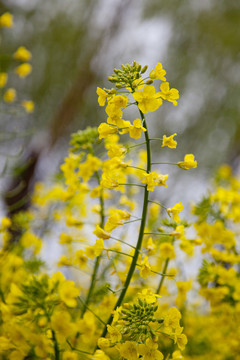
[151,162,178,165]
[127,142,147,149]
[144,232,172,236]
[127,165,147,172]
[100,109,151,339]
[148,199,168,210]
[81,171,104,317]
[110,236,136,249]
[156,258,170,294]
[119,183,145,188]
[104,248,134,258]
[52,330,60,360]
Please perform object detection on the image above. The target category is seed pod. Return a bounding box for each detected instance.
[146,79,153,85]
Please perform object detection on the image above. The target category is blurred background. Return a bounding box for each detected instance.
[0,0,240,218]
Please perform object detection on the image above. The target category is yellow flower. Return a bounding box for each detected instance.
[106,143,126,158]
[167,202,184,223]
[21,100,34,113]
[97,87,108,106]
[1,217,11,230]
[15,63,32,78]
[172,350,184,359]
[138,338,163,360]
[110,94,128,108]
[0,12,14,27]
[162,133,177,148]
[0,336,13,351]
[62,351,78,360]
[4,88,16,103]
[149,62,166,81]
[93,225,111,239]
[138,288,161,304]
[107,324,122,343]
[178,154,197,170]
[132,85,162,113]
[159,82,179,106]
[119,341,138,360]
[100,173,119,189]
[98,123,118,139]
[98,337,111,349]
[141,171,168,191]
[86,239,104,259]
[128,118,146,139]
[59,280,80,307]
[140,256,152,278]
[164,307,181,332]
[13,46,32,62]
[0,72,8,88]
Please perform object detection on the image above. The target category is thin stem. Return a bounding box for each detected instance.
[105,249,134,258]
[157,258,170,294]
[78,297,106,325]
[81,171,105,317]
[124,218,142,224]
[152,162,178,166]
[127,142,147,150]
[66,339,94,355]
[110,236,136,249]
[144,232,172,236]
[148,199,168,210]
[100,108,151,339]
[127,165,147,172]
[118,183,145,188]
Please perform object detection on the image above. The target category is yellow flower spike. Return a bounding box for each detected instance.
[15,63,32,78]
[149,62,167,81]
[132,85,162,113]
[178,154,197,170]
[167,202,184,223]
[0,72,8,88]
[3,88,16,103]
[0,12,14,27]
[21,100,34,113]
[13,46,32,62]
[93,225,111,239]
[159,82,179,106]
[162,133,177,149]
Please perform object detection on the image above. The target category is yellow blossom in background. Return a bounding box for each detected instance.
[21,100,34,113]
[0,12,13,27]
[62,351,78,360]
[149,62,166,81]
[162,133,177,148]
[15,63,32,78]
[159,242,175,259]
[167,202,184,223]
[73,250,88,268]
[159,82,179,106]
[59,280,80,307]
[0,72,8,88]
[1,217,11,231]
[175,280,192,308]
[172,350,184,359]
[4,88,16,103]
[107,324,122,343]
[132,85,162,113]
[13,46,32,62]
[178,154,197,170]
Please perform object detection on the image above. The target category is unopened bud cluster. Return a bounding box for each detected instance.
[70,126,99,151]
[108,61,148,89]
[118,298,160,342]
